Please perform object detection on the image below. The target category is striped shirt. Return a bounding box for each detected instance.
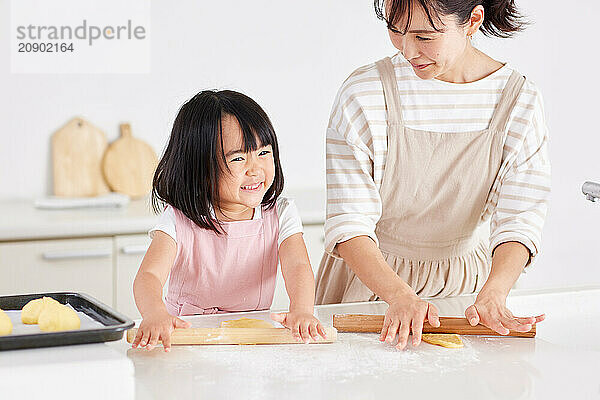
[325,53,551,263]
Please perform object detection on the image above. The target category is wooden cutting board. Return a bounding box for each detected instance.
[52,117,110,197]
[102,123,158,199]
[126,326,338,345]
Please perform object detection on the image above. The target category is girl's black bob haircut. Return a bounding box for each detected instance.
[374,0,528,39]
[151,89,284,234]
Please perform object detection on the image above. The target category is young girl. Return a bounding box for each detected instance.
[131,90,326,352]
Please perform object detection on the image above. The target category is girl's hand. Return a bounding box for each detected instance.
[380,293,440,350]
[270,311,328,344]
[465,288,545,335]
[131,310,191,352]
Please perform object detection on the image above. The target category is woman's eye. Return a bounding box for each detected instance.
[259,150,271,156]
[416,36,432,41]
[230,157,244,162]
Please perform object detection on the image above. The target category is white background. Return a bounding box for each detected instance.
[1,0,599,289]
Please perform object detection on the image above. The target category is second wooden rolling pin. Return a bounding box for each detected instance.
[333,314,536,338]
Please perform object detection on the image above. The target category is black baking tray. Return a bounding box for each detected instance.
[0,292,134,351]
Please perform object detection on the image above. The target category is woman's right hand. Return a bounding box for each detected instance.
[131,309,191,352]
[380,293,440,350]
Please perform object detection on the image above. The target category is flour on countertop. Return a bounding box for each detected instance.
[148,332,480,382]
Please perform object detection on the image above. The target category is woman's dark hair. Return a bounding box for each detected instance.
[152,89,284,234]
[374,0,528,38]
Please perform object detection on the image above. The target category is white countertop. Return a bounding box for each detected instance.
[3,286,598,399]
[0,188,326,241]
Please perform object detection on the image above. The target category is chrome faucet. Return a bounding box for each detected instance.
[582,181,600,202]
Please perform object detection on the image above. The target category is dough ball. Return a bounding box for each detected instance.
[0,308,12,336]
[21,297,60,324]
[220,318,274,328]
[421,333,464,348]
[38,304,81,332]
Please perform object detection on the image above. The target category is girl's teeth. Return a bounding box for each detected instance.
[242,183,261,190]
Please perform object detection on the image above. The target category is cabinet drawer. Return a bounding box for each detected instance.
[0,237,113,305]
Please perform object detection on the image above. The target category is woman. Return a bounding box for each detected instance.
[316,0,549,350]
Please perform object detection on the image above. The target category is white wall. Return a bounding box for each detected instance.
[1,0,599,288]
[473,0,600,289]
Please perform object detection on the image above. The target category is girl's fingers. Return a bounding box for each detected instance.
[465,305,480,326]
[147,330,159,350]
[427,304,440,328]
[292,323,302,342]
[132,329,143,347]
[139,329,151,347]
[174,318,190,329]
[396,320,410,350]
[270,312,287,326]
[308,323,319,341]
[162,331,172,352]
[299,323,311,344]
[385,319,400,343]
[316,323,328,340]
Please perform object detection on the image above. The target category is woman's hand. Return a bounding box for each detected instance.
[380,293,440,350]
[131,309,191,352]
[465,288,545,335]
[271,311,328,344]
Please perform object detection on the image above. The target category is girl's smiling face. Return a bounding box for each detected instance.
[387,4,482,82]
[216,114,275,220]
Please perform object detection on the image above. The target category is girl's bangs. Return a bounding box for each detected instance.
[225,111,275,154]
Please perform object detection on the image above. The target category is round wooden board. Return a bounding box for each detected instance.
[52,117,110,197]
[102,124,158,198]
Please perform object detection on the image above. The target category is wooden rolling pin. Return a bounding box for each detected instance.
[126,326,338,345]
[333,314,536,338]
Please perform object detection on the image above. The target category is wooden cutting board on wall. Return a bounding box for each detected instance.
[102,123,158,199]
[52,117,111,197]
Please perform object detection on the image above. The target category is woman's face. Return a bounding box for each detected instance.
[216,114,275,216]
[387,4,478,80]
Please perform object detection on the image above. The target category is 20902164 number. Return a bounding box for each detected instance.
[18,42,74,53]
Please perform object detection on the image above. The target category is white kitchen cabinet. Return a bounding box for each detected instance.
[114,234,172,319]
[114,234,150,319]
[0,237,113,305]
[271,224,325,310]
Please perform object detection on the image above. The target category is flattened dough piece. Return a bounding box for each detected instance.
[422,334,464,348]
[0,308,12,335]
[38,304,81,332]
[21,297,60,324]
[220,318,274,328]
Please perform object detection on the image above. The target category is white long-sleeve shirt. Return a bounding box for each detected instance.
[325,53,551,263]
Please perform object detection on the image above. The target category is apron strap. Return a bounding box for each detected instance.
[488,70,526,133]
[375,57,403,126]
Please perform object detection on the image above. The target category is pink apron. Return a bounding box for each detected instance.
[165,205,279,316]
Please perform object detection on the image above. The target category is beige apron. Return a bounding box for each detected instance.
[315,57,526,304]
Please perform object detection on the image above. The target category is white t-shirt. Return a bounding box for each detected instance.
[149,197,303,247]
